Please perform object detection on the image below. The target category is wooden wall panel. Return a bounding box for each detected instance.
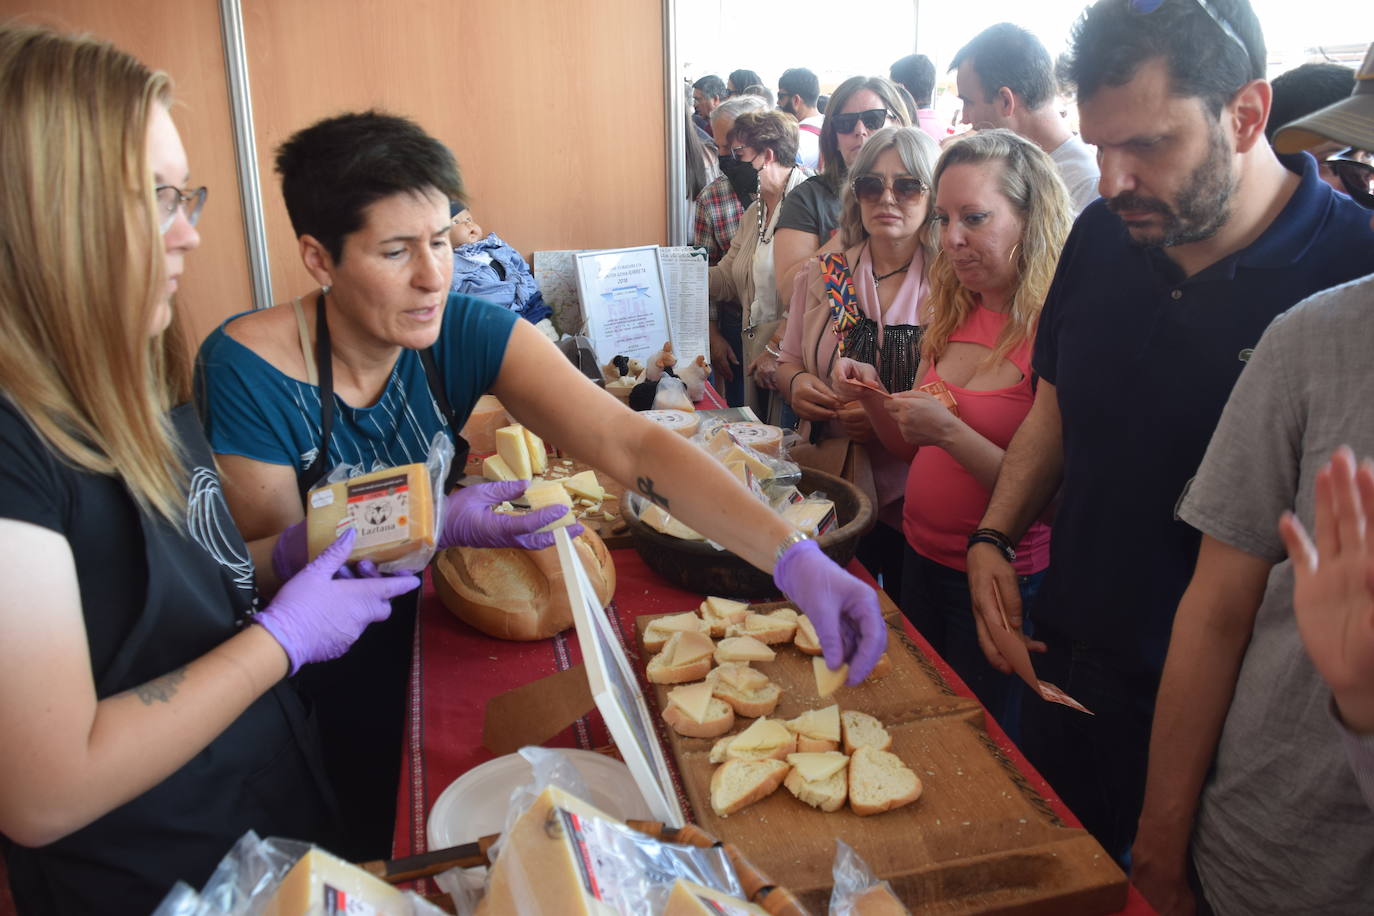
[242,0,667,303]
[0,0,253,348]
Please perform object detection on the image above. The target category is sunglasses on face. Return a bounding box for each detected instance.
[832,108,893,135]
[851,175,928,205]
[154,185,207,233]
[1129,0,1252,71]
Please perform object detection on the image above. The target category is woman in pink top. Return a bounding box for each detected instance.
[835,130,1073,735]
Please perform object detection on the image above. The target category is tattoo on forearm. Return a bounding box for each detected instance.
[636,476,669,509]
[134,667,188,705]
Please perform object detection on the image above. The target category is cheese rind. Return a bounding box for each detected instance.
[522,427,548,475]
[494,425,533,480]
[306,463,435,564]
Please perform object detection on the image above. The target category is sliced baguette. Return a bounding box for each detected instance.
[709,758,790,817]
[708,717,796,763]
[848,745,922,816]
[643,612,710,653]
[706,663,781,717]
[714,635,776,664]
[841,710,893,755]
[793,614,822,655]
[725,609,799,645]
[646,630,715,684]
[783,753,849,813]
[699,595,750,637]
[786,704,841,753]
[662,696,735,738]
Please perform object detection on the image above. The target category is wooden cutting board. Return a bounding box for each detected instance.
[463,453,632,548]
[634,596,1128,915]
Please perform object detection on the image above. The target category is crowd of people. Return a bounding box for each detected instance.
[688,1,1374,913]
[1,0,1373,913]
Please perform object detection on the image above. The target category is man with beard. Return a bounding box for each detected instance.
[777,68,823,169]
[964,0,1374,871]
[694,94,768,405]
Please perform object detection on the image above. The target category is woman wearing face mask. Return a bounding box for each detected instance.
[0,28,417,915]
[708,109,810,420]
[777,126,940,601]
[698,94,770,404]
[834,130,1073,737]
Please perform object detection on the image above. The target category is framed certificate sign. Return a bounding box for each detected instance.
[574,245,674,366]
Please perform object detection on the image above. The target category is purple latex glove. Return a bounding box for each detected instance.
[773,538,887,684]
[255,529,422,675]
[439,479,585,551]
[270,519,307,582]
[334,559,420,579]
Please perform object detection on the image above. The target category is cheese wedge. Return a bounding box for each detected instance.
[458,394,509,454]
[813,656,849,698]
[782,499,837,537]
[700,596,751,636]
[641,408,701,437]
[305,462,435,564]
[525,482,573,531]
[788,704,841,742]
[667,682,715,723]
[482,454,517,482]
[787,751,849,783]
[657,612,707,634]
[710,663,767,692]
[563,470,605,502]
[262,847,407,916]
[641,504,705,540]
[728,717,792,752]
[720,445,772,481]
[715,635,776,663]
[522,427,548,475]
[494,424,533,480]
[663,879,769,916]
[670,629,715,665]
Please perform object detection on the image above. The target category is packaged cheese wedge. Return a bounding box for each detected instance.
[306,462,436,566]
[662,879,769,916]
[261,846,409,916]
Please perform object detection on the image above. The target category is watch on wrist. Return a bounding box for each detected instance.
[774,530,811,566]
[967,527,1016,562]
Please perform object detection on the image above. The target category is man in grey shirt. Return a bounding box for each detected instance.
[1134,44,1374,913]
[951,22,1100,213]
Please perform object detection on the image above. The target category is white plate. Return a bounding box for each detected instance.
[425,749,656,852]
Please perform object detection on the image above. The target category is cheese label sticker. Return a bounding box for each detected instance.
[322,884,382,915]
[310,488,335,509]
[340,474,410,549]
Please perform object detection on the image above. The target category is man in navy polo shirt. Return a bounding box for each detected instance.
[964,0,1374,867]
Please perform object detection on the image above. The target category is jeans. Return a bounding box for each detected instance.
[711,303,745,408]
[1016,622,1162,867]
[899,546,1042,742]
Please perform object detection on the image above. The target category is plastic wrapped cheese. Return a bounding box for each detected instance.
[306,462,435,565]
[261,847,408,916]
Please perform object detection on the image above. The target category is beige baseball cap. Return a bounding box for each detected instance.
[1273,42,1374,154]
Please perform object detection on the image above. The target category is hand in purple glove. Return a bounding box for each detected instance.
[255,529,422,675]
[270,520,307,582]
[773,538,887,684]
[439,479,585,551]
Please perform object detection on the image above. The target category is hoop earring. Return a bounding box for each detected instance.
[1006,243,1021,266]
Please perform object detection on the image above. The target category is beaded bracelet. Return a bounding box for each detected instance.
[967,527,1017,562]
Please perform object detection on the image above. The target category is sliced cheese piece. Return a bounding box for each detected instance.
[305,463,435,564]
[728,717,792,752]
[522,427,548,475]
[525,482,574,532]
[654,612,706,634]
[788,704,841,742]
[813,656,849,698]
[481,454,517,482]
[667,682,715,723]
[714,635,776,663]
[458,394,509,454]
[787,751,849,783]
[663,879,769,916]
[720,444,773,482]
[704,596,750,619]
[711,662,766,691]
[563,469,605,502]
[670,629,715,665]
[494,424,533,480]
[262,847,407,916]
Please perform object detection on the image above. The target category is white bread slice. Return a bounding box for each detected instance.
[783,752,849,812]
[848,746,922,816]
[794,614,822,655]
[841,710,893,755]
[705,663,780,717]
[646,631,715,684]
[725,609,799,645]
[715,635,776,664]
[700,596,750,637]
[710,758,790,817]
[850,883,911,915]
[663,879,770,916]
[642,612,709,653]
[662,695,734,738]
[708,717,796,763]
[813,656,848,698]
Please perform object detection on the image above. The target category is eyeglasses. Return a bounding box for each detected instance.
[1129,0,1252,72]
[851,175,928,204]
[154,185,206,233]
[1324,158,1374,208]
[731,145,758,164]
[832,108,893,135]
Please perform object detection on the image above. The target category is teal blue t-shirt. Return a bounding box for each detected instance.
[196,292,516,481]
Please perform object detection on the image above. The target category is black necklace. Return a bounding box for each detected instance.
[873,264,910,283]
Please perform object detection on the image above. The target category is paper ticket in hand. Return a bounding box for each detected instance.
[984,584,1093,715]
[851,378,892,399]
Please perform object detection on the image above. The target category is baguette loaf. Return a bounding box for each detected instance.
[849,746,922,816]
[709,758,790,817]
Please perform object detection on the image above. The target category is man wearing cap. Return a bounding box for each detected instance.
[1131,41,1374,914]
[965,0,1374,877]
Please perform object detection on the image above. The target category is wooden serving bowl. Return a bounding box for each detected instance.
[620,467,874,598]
